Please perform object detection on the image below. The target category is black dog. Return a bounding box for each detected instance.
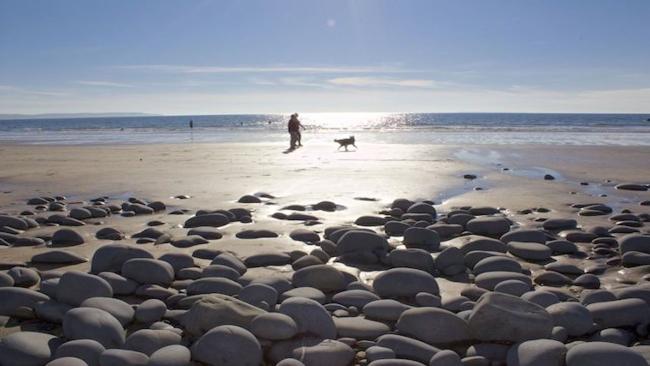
[334,136,357,151]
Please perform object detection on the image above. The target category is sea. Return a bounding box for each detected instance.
[1,113,649,146]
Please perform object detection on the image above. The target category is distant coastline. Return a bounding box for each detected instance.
[0,112,160,120]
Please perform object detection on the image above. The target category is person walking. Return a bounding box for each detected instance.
[287,113,300,150]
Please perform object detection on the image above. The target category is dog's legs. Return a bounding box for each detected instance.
[352,144,357,149]
[344,146,348,152]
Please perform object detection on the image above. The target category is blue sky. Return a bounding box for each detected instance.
[1,0,649,114]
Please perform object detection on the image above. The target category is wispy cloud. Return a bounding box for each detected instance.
[114,64,414,74]
[75,80,134,88]
[0,84,69,97]
[328,77,439,88]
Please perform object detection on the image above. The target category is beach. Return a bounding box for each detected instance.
[1,140,649,365]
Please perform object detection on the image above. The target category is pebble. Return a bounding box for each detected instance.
[389,248,435,272]
[148,345,191,366]
[183,213,230,228]
[279,296,337,339]
[507,241,552,261]
[292,264,347,293]
[121,258,174,287]
[466,217,511,237]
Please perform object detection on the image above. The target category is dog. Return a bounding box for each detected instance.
[334,136,357,151]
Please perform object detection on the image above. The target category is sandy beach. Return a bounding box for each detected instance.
[0,140,649,365]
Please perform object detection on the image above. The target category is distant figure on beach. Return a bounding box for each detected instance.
[189,120,193,128]
[287,113,305,150]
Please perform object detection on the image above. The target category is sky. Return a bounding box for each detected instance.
[0,0,649,115]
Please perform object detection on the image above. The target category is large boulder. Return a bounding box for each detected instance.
[57,271,113,306]
[0,331,63,366]
[396,307,470,344]
[181,294,265,337]
[373,268,439,299]
[191,325,262,366]
[63,307,126,348]
[468,293,553,342]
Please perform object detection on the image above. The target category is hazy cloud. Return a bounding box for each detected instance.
[75,80,134,88]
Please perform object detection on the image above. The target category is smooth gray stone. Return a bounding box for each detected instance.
[448,235,507,255]
[363,299,413,321]
[124,329,181,356]
[57,271,113,306]
[191,325,262,366]
[183,213,229,228]
[201,264,241,280]
[415,292,442,307]
[376,334,439,364]
[31,250,87,264]
[8,266,40,287]
[590,328,635,346]
[0,287,49,316]
[96,227,124,240]
[332,289,380,308]
[55,339,105,366]
[546,302,594,337]
[63,307,126,348]
[403,227,441,250]
[545,240,579,255]
[543,219,578,231]
[148,345,191,366]
[475,271,532,291]
[369,360,425,366]
[620,234,650,254]
[435,247,466,276]
[465,343,509,363]
[238,283,278,308]
[52,228,85,245]
[468,293,553,342]
[429,349,462,366]
[292,264,347,293]
[99,349,148,366]
[507,241,552,261]
[337,230,390,263]
[494,279,531,297]
[279,297,337,339]
[566,342,647,366]
[366,346,396,362]
[533,271,573,286]
[0,331,63,366]
[34,300,73,323]
[158,253,195,273]
[186,277,242,296]
[290,228,320,242]
[47,357,88,366]
[373,268,439,298]
[587,298,650,329]
[135,299,167,323]
[521,290,560,308]
[0,272,14,287]
[250,313,298,340]
[396,307,470,344]
[507,339,566,366]
[473,256,521,275]
[501,229,548,244]
[333,316,391,340]
[581,289,617,306]
[277,359,306,366]
[98,272,138,295]
[80,297,134,326]
[291,339,355,366]
[466,217,511,237]
[122,258,174,286]
[90,244,153,274]
[389,248,435,272]
[244,251,291,267]
[181,294,265,336]
[210,253,247,275]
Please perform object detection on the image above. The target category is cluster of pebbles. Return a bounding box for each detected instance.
[0,191,650,366]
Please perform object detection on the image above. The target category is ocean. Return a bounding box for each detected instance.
[1,113,649,146]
